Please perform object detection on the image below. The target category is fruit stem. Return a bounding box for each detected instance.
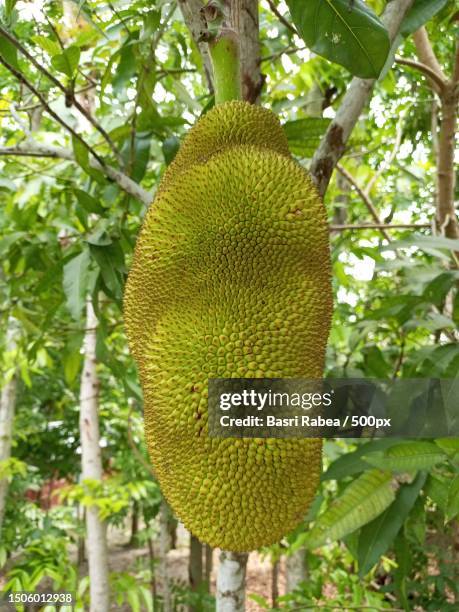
[208,29,242,104]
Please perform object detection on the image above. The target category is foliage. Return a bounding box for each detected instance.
[0,0,458,609]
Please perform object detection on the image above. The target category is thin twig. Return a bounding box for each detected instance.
[266,0,298,35]
[282,605,404,611]
[330,223,430,231]
[260,45,307,63]
[9,83,96,112]
[412,26,447,85]
[395,56,446,95]
[392,334,406,379]
[336,164,392,242]
[0,53,106,168]
[0,25,121,163]
[0,143,153,205]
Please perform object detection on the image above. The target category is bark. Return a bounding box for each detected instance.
[147,537,157,602]
[181,0,262,103]
[0,320,18,536]
[178,0,214,92]
[159,499,173,611]
[130,500,139,546]
[333,171,349,226]
[188,535,203,609]
[79,299,110,612]
[310,0,414,197]
[205,544,213,587]
[77,503,86,565]
[286,548,307,592]
[412,27,447,83]
[189,534,203,587]
[216,551,248,612]
[271,559,279,608]
[229,0,263,102]
[411,31,459,240]
[437,84,459,239]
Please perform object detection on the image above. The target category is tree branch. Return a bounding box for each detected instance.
[310,0,414,197]
[0,143,153,205]
[395,56,446,95]
[0,53,107,168]
[266,0,298,36]
[0,25,122,164]
[336,164,392,242]
[453,38,459,84]
[412,26,447,85]
[412,31,459,240]
[330,223,430,231]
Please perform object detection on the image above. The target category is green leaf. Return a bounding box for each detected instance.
[304,470,395,549]
[162,136,180,166]
[248,594,270,609]
[434,437,459,455]
[63,249,90,320]
[394,533,412,610]
[64,350,82,385]
[72,135,105,183]
[364,441,446,472]
[283,118,331,158]
[74,189,106,215]
[89,243,124,300]
[384,235,459,253]
[401,0,448,37]
[425,474,449,512]
[446,475,459,522]
[51,45,80,78]
[129,133,152,182]
[423,271,459,307]
[286,0,390,78]
[357,472,426,576]
[322,439,400,481]
[113,38,138,95]
[0,34,18,69]
[32,35,61,56]
[72,134,90,171]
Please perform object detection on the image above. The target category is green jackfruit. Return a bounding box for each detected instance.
[124,100,332,552]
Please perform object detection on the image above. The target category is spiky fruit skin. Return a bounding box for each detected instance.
[124,101,332,552]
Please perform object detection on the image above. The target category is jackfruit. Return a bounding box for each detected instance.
[124,100,332,552]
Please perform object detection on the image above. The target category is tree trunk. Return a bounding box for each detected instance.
[0,319,18,536]
[216,551,248,612]
[412,31,459,240]
[178,0,214,92]
[130,500,139,546]
[436,82,459,239]
[228,0,263,102]
[158,499,172,611]
[189,534,203,590]
[181,0,262,103]
[205,544,213,588]
[77,504,86,566]
[286,548,307,593]
[271,559,279,608]
[148,537,157,603]
[79,298,110,612]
